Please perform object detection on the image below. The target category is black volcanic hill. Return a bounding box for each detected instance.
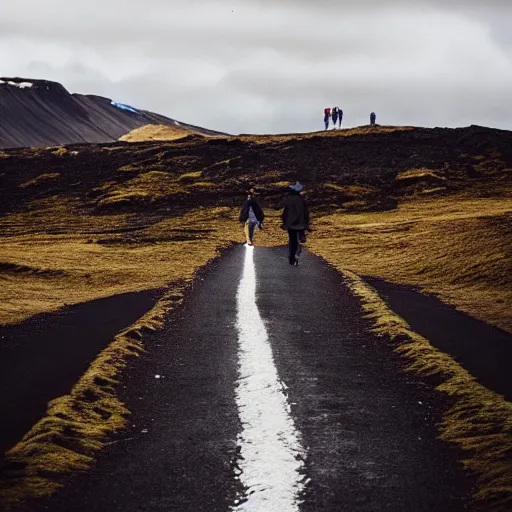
[0,78,224,149]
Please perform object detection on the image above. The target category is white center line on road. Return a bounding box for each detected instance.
[232,245,306,512]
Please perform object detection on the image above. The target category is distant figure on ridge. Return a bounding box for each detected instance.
[239,186,264,246]
[338,109,343,128]
[331,107,338,129]
[370,112,376,126]
[281,182,310,266]
[323,107,331,130]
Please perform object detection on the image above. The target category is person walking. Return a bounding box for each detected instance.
[338,109,343,128]
[239,187,264,246]
[332,107,338,129]
[370,112,376,126]
[323,107,331,130]
[281,181,310,266]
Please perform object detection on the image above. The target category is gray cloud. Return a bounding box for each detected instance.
[1,0,511,133]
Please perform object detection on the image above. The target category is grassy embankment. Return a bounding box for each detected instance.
[310,191,512,334]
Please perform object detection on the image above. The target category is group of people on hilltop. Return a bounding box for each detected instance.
[239,182,309,266]
[324,107,343,130]
[323,107,377,129]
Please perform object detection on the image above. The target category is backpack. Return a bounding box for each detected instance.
[324,107,331,115]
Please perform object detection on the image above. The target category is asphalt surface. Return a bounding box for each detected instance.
[20,246,473,512]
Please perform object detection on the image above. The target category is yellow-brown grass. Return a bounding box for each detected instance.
[18,173,60,189]
[309,193,512,333]
[395,168,446,182]
[95,171,188,206]
[238,125,416,144]
[178,170,203,182]
[119,124,204,142]
[0,203,247,326]
[340,271,512,511]
[94,169,217,208]
[50,147,68,157]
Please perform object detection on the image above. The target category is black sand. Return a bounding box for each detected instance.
[365,277,512,401]
[0,290,160,458]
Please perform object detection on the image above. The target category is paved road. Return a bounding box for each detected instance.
[27,246,473,512]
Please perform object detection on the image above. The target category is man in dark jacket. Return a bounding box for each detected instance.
[281,182,309,265]
[239,187,264,246]
[332,107,338,129]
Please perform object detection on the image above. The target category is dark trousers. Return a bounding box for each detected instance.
[245,221,258,243]
[288,229,305,261]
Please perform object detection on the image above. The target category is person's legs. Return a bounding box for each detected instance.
[244,221,252,244]
[296,229,305,259]
[248,221,257,244]
[287,229,299,264]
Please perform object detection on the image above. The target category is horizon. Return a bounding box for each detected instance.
[1,75,510,137]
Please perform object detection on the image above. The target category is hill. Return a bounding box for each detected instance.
[0,124,511,510]
[0,78,224,149]
[0,124,510,331]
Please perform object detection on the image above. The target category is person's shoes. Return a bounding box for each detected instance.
[294,256,299,266]
[289,258,295,265]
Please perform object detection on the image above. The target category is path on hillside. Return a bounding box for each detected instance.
[27,246,473,512]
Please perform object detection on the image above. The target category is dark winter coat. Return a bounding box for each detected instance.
[239,196,265,223]
[281,191,309,230]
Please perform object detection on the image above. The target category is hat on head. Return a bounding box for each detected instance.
[290,181,304,193]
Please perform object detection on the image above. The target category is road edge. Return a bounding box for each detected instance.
[341,269,512,512]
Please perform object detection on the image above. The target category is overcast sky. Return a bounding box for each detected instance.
[1,1,511,134]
